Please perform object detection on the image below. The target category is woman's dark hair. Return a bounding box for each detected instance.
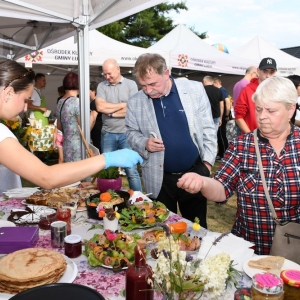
[0,60,35,92]
[287,75,300,88]
[90,81,98,92]
[63,72,79,91]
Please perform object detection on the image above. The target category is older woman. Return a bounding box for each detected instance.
[177,76,300,255]
[0,60,142,189]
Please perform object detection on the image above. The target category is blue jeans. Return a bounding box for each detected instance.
[101,130,142,191]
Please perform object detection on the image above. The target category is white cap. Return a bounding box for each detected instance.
[64,234,81,244]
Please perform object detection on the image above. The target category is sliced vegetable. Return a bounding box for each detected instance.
[100,192,112,202]
[167,221,188,234]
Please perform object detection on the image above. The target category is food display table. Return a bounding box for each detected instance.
[0,198,252,300]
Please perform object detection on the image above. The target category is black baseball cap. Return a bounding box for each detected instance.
[259,57,277,70]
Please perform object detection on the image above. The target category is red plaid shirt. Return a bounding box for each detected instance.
[214,126,300,255]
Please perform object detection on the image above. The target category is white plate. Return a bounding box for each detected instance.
[243,255,300,278]
[129,191,152,204]
[0,255,78,300]
[60,181,81,188]
[0,221,16,228]
[4,188,40,199]
[76,206,87,212]
[100,264,127,270]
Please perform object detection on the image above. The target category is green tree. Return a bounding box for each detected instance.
[98,2,208,48]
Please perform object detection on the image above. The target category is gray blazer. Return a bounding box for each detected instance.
[126,78,217,198]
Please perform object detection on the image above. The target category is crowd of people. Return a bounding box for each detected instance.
[1,52,300,256]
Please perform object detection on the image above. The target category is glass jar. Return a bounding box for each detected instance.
[280,270,300,300]
[251,273,284,299]
[56,207,71,235]
[38,212,56,230]
[125,239,154,300]
[64,234,82,258]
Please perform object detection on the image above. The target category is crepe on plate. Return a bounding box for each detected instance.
[248,256,285,274]
[0,248,67,294]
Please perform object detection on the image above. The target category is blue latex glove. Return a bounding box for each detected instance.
[103,149,143,169]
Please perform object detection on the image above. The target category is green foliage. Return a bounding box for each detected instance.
[98,2,208,48]
[95,166,120,179]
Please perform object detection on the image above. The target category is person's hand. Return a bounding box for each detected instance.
[145,137,165,152]
[103,149,143,169]
[177,172,203,194]
[40,107,47,112]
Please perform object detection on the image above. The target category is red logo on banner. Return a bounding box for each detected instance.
[178,54,188,67]
[25,50,43,62]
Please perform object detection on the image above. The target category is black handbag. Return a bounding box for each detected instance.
[254,129,300,264]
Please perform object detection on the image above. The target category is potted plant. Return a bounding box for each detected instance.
[93,167,122,192]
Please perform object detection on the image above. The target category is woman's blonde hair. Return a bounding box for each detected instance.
[253,76,297,107]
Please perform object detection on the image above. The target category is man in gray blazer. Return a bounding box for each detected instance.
[125,53,216,228]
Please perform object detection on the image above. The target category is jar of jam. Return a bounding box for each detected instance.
[64,234,82,258]
[251,273,284,299]
[56,207,71,235]
[38,212,56,230]
[280,269,300,300]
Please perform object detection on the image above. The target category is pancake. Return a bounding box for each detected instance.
[248,256,285,272]
[0,248,67,294]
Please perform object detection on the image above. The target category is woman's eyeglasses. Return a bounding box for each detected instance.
[4,70,35,90]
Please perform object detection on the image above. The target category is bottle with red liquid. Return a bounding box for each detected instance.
[56,207,71,235]
[125,239,154,300]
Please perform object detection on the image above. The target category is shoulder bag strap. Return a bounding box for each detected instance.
[254,129,282,225]
[59,97,71,122]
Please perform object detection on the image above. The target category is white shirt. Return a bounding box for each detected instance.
[31,88,42,106]
[0,123,16,142]
[295,96,300,121]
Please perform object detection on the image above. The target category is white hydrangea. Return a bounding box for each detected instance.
[152,235,231,300]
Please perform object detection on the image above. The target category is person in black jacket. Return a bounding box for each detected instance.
[90,81,102,151]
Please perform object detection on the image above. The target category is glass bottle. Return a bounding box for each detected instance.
[280,269,300,300]
[56,207,71,235]
[125,239,154,300]
[38,212,56,230]
[251,273,284,300]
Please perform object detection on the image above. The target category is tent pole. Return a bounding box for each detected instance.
[77,25,90,160]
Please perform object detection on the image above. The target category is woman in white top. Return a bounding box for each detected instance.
[0,61,142,189]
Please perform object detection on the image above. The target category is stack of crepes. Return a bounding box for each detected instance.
[0,248,67,294]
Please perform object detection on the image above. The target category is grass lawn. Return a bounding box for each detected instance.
[21,160,237,234]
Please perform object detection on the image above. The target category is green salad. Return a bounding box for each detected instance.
[119,201,169,231]
[84,231,142,271]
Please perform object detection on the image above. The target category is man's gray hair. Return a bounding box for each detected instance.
[203,76,214,84]
[253,76,297,107]
[133,53,167,79]
[245,66,257,74]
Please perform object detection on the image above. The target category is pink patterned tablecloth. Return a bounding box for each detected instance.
[0,198,251,300]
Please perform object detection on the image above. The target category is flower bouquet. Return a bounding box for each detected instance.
[0,116,27,147]
[150,224,240,300]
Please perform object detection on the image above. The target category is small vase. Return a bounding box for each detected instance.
[97,177,122,192]
[103,216,119,231]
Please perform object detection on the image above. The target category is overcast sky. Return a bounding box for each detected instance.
[168,0,300,53]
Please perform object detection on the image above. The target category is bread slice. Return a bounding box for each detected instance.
[248,256,285,271]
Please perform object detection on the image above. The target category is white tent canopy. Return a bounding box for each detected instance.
[0,0,164,152]
[17,30,169,68]
[148,24,257,75]
[231,36,300,76]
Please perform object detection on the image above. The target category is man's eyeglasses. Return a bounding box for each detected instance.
[4,70,35,90]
